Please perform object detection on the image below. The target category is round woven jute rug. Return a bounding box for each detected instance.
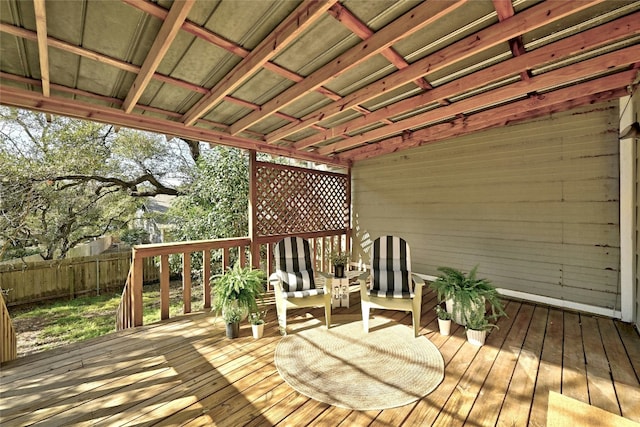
[274,317,445,410]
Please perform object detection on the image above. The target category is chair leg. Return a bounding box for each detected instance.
[362,302,370,333]
[324,303,331,329]
[277,304,287,335]
[412,309,420,338]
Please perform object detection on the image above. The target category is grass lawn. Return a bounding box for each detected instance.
[9,281,206,357]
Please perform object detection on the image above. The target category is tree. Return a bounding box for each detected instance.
[0,108,196,259]
[168,146,249,241]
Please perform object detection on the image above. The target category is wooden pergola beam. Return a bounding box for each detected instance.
[230,0,466,136]
[266,0,605,144]
[319,45,640,154]
[182,0,336,126]
[32,0,49,97]
[294,13,640,150]
[0,86,349,167]
[123,0,195,113]
[327,3,432,91]
[342,71,634,162]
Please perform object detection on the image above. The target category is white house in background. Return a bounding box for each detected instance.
[134,194,175,244]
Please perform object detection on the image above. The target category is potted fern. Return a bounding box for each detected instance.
[429,265,506,326]
[465,310,498,346]
[212,263,266,323]
[435,304,452,336]
[223,305,243,339]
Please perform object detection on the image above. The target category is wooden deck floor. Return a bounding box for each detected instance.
[1,289,639,426]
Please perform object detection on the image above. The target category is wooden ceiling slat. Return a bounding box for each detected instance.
[229,0,466,136]
[265,0,605,144]
[32,0,49,97]
[320,45,640,154]
[181,0,336,126]
[343,72,633,162]
[294,13,640,150]
[123,0,195,113]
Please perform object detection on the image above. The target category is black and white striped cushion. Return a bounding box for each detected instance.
[370,236,414,299]
[275,237,324,299]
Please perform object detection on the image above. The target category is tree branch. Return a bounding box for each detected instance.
[45,174,182,196]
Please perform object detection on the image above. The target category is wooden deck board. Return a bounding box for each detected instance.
[530,308,564,427]
[464,302,534,427]
[582,315,620,415]
[1,290,639,427]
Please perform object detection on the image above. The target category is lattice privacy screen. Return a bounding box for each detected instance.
[254,162,348,237]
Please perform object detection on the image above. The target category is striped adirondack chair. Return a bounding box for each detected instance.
[270,237,331,333]
[360,236,424,337]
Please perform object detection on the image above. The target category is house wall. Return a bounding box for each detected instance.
[351,100,621,314]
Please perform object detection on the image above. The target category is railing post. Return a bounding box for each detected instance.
[183,253,191,314]
[203,249,211,309]
[131,249,144,327]
[160,254,170,320]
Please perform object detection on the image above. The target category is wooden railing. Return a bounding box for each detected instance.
[0,292,17,363]
[117,232,348,330]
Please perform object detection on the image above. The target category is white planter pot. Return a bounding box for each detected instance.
[466,328,486,346]
[251,323,264,339]
[438,318,452,336]
[446,298,485,326]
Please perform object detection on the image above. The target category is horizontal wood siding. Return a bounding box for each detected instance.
[352,101,621,310]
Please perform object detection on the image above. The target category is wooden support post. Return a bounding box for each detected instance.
[183,253,191,314]
[346,165,352,260]
[203,249,211,309]
[160,254,170,320]
[132,250,144,327]
[248,150,260,269]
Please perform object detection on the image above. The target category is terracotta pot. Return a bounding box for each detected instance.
[438,318,452,336]
[466,328,486,346]
[251,323,264,339]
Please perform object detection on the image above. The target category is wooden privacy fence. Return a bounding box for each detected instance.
[0,251,159,306]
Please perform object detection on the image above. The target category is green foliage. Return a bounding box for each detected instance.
[430,265,506,322]
[0,108,192,259]
[120,228,150,246]
[249,309,267,325]
[434,304,452,321]
[465,310,498,332]
[222,305,243,324]
[212,263,266,316]
[0,245,42,261]
[168,147,249,242]
[329,250,349,266]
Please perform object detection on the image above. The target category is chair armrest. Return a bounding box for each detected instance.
[357,271,369,281]
[411,273,425,287]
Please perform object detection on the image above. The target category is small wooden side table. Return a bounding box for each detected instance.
[330,277,350,308]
